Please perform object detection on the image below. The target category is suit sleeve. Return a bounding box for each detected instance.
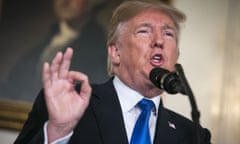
[14,89,49,144]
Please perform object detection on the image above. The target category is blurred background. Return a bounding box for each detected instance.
[0,0,240,143]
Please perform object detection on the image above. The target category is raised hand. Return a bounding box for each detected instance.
[42,48,92,142]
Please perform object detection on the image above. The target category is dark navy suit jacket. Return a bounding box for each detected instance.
[14,79,211,144]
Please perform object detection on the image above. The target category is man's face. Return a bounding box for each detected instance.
[109,9,178,94]
[53,0,87,21]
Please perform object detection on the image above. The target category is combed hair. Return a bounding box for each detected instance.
[107,0,186,76]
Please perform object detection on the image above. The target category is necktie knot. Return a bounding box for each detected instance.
[138,99,155,112]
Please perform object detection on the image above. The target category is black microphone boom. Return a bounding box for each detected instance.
[150,65,202,144]
[149,67,186,95]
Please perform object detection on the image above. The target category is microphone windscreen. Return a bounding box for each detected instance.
[149,67,169,88]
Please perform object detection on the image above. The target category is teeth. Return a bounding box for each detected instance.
[153,55,161,60]
[151,54,164,65]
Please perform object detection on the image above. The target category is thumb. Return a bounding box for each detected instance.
[68,71,92,98]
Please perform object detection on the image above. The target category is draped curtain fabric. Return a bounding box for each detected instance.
[214,0,240,143]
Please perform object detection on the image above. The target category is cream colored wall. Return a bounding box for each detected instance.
[164,0,229,143]
[0,129,18,143]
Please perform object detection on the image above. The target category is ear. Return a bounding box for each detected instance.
[108,44,120,65]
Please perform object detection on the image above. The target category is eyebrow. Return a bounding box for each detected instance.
[135,23,152,29]
[136,22,176,30]
[162,23,177,32]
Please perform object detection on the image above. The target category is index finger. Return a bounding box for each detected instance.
[59,48,73,79]
[68,71,91,98]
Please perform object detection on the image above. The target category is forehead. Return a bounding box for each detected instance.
[127,9,175,28]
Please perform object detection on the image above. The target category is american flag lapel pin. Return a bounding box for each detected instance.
[168,121,176,129]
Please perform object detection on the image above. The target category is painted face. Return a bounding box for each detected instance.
[53,0,86,21]
[108,9,178,96]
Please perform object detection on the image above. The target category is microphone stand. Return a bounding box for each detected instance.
[175,63,201,144]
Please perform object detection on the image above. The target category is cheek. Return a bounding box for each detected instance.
[165,43,178,70]
[122,47,139,66]
[168,48,178,62]
[170,48,178,60]
[168,41,178,59]
[120,43,147,69]
[118,30,150,68]
[128,42,148,60]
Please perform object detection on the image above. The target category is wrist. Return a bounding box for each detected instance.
[47,121,76,143]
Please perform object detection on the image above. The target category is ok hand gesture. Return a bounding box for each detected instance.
[42,48,92,142]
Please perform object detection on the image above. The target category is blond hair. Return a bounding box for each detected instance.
[107,0,186,76]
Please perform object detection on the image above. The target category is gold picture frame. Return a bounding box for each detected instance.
[0,99,32,131]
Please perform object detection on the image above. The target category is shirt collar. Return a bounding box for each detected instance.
[113,76,161,113]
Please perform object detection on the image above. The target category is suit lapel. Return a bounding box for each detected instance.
[154,101,180,144]
[91,80,129,144]
[90,80,183,144]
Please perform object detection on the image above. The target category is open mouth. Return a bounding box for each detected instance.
[150,54,164,66]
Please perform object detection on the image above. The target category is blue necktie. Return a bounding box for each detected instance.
[130,99,155,144]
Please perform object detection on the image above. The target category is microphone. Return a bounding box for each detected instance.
[150,65,201,144]
[149,67,186,95]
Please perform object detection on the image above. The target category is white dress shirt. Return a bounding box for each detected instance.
[114,76,161,143]
[44,76,161,144]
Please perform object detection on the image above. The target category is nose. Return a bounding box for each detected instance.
[153,41,163,48]
[151,32,164,49]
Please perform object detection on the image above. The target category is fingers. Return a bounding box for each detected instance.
[42,62,51,89]
[42,48,73,83]
[50,52,63,81]
[59,48,73,79]
[68,71,92,98]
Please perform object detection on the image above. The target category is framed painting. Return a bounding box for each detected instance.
[0,0,172,131]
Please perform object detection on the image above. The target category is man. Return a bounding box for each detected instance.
[1,0,108,101]
[14,1,211,144]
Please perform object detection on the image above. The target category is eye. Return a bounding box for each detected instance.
[137,28,151,35]
[138,30,148,33]
[166,32,173,37]
[135,26,152,36]
[164,30,176,39]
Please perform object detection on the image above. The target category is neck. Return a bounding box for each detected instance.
[116,76,163,98]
